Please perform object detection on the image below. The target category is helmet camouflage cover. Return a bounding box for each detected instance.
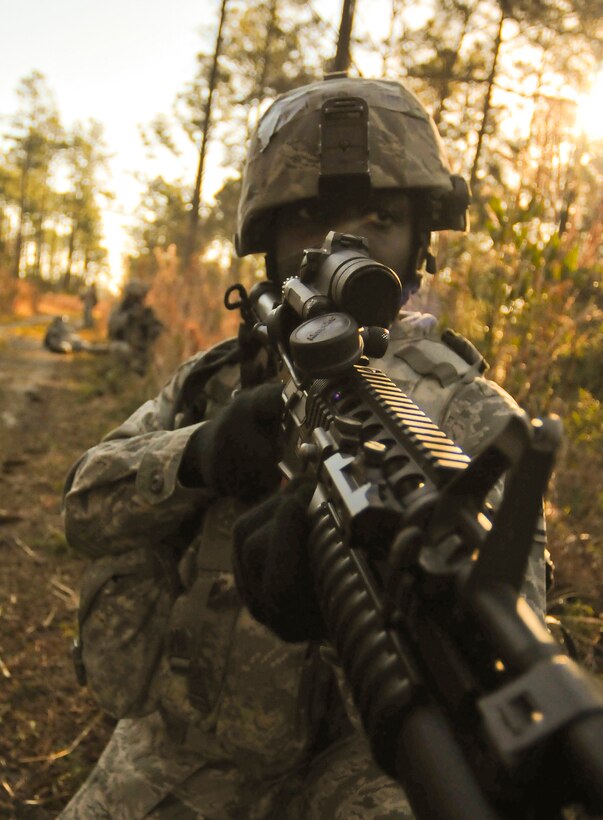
[122,279,149,299]
[236,76,469,256]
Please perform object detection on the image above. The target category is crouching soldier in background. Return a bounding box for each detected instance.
[59,76,546,819]
[108,279,164,375]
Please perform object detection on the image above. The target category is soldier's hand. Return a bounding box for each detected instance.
[232,478,326,643]
[179,382,283,501]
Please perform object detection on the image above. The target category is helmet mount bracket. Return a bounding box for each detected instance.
[319,96,371,201]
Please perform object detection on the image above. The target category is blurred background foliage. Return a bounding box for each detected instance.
[0,0,601,656]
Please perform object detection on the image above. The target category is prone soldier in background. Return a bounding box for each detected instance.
[44,316,88,354]
[108,279,164,375]
[60,76,547,818]
[44,315,109,356]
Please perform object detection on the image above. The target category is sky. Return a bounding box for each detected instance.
[1,0,219,287]
[1,0,601,291]
[0,0,368,290]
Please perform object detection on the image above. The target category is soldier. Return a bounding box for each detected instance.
[44,315,110,356]
[43,315,106,355]
[80,282,98,329]
[108,280,164,375]
[60,76,546,818]
[43,316,85,354]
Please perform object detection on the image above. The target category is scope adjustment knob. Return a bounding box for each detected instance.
[289,312,363,377]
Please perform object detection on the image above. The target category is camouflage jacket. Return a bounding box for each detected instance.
[63,311,546,778]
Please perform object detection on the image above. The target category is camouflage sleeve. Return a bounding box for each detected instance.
[440,370,547,616]
[63,353,216,558]
[384,313,547,616]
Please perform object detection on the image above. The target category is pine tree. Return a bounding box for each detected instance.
[4,72,64,278]
[60,120,110,289]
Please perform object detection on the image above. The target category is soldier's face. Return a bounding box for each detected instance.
[273,190,415,284]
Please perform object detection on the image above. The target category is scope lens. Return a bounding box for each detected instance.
[330,258,402,327]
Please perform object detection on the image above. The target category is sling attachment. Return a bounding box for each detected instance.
[225,282,277,389]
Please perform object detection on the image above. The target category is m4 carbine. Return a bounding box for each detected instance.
[226,232,603,820]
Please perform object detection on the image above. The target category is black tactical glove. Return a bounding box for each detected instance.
[179,382,283,502]
[232,478,327,643]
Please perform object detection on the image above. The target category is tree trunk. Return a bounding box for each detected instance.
[469,7,504,193]
[33,215,43,278]
[185,0,229,266]
[240,0,280,142]
[64,217,77,290]
[255,0,279,110]
[381,0,400,77]
[12,156,30,278]
[0,206,6,252]
[332,0,357,73]
[432,5,473,126]
[33,190,48,279]
[48,227,59,281]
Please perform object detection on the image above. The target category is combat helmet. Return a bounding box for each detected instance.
[235,74,470,258]
[122,279,149,300]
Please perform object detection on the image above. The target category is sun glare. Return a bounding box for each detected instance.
[575,71,603,141]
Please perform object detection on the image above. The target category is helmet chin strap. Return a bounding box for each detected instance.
[400,277,420,306]
[401,230,435,306]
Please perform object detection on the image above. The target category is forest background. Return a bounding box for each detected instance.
[1,0,602,675]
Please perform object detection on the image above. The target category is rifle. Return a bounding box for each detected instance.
[225,231,603,819]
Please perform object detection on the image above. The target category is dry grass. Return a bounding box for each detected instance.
[0,335,153,817]
[0,268,599,820]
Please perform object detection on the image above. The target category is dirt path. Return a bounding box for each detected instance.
[0,321,67,433]
[1,316,600,818]
[0,319,149,818]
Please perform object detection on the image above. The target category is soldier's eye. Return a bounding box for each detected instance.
[367,209,394,228]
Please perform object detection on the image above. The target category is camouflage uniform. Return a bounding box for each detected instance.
[44,316,87,354]
[108,282,164,375]
[60,310,544,819]
[81,283,98,329]
[60,77,544,818]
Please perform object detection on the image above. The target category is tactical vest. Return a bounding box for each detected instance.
[161,349,331,777]
[158,493,331,776]
[382,312,489,433]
